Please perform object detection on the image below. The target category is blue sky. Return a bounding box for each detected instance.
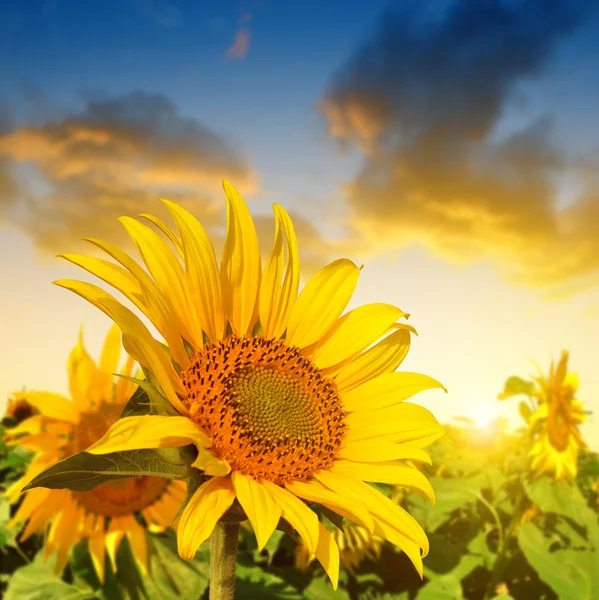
[1,0,598,446]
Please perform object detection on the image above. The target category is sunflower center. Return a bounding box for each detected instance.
[181,335,346,484]
[67,405,168,517]
[547,398,571,452]
[230,366,321,441]
[72,476,169,517]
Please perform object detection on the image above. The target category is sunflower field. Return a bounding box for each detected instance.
[1,183,598,600]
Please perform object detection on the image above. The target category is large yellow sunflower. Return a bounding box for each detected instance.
[54,180,446,588]
[528,351,586,480]
[4,326,186,581]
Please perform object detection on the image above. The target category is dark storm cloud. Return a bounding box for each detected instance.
[319,0,599,292]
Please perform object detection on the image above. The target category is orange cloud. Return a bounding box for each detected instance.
[0,91,258,257]
[319,0,599,295]
[226,28,251,60]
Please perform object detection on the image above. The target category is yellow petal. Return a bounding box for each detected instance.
[53,279,188,415]
[231,472,282,551]
[286,479,374,533]
[67,326,104,412]
[329,461,435,506]
[372,515,424,577]
[138,212,184,258]
[14,433,65,453]
[315,472,429,549]
[163,199,225,342]
[88,531,106,584]
[18,490,67,541]
[344,402,443,444]
[286,259,360,348]
[99,323,121,380]
[48,501,83,575]
[115,355,136,404]
[564,371,579,392]
[59,253,143,311]
[311,303,406,370]
[9,488,51,529]
[314,522,339,590]
[3,415,43,439]
[338,440,434,463]
[220,180,261,336]
[125,515,148,573]
[260,480,319,554]
[341,372,446,412]
[120,216,200,344]
[192,449,231,476]
[259,204,300,339]
[334,327,414,393]
[177,476,236,560]
[82,238,190,366]
[86,415,210,454]
[106,517,127,572]
[10,391,79,423]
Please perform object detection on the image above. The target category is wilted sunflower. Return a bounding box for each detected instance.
[54,180,446,588]
[4,326,185,580]
[528,351,586,480]
[296,522,382,574]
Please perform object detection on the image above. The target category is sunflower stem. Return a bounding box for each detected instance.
[209,522,239,600]
[483,489,526,600]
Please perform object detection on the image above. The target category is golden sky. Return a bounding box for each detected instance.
[1,0,598,451]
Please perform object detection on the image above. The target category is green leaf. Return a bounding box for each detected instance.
[146,534,209,600]
[4,552,96,600]
[23,448,191,493]
[262,529,285,563]
[408,478,481,532]
[497,376,535,400]
[118,377,172,417]
[317,504,345,532]
[301,577,350,599]
[518,401,532,423]
[518,523,591,599]
[235,562,303,599]
[467,531,496,569]
[416,574,463,599]
[423,534,462,576]
[523,476,596,527]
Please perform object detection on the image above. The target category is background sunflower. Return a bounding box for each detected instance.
[4,325,185,582]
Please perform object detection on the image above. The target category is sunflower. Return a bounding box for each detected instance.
[296,522,382,575]
[4,326,186,581]
[54,180,446,588]
[4,396,40,424]
[528,351,586,480]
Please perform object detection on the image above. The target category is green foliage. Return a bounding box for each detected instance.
[497,376,536,400]
[416,575,463,599]
[2,406,598,600]
[235,562,303,599]
[119,377,173,418]
[517,523,594,600]
[22,448,191,493]
[4,552,95,600]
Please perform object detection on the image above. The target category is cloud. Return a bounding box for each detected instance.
[319,0,599,293]
[0,91,258,256]
[226,28,251,60]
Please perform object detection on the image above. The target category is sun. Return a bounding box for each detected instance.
[469,403,500,429]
